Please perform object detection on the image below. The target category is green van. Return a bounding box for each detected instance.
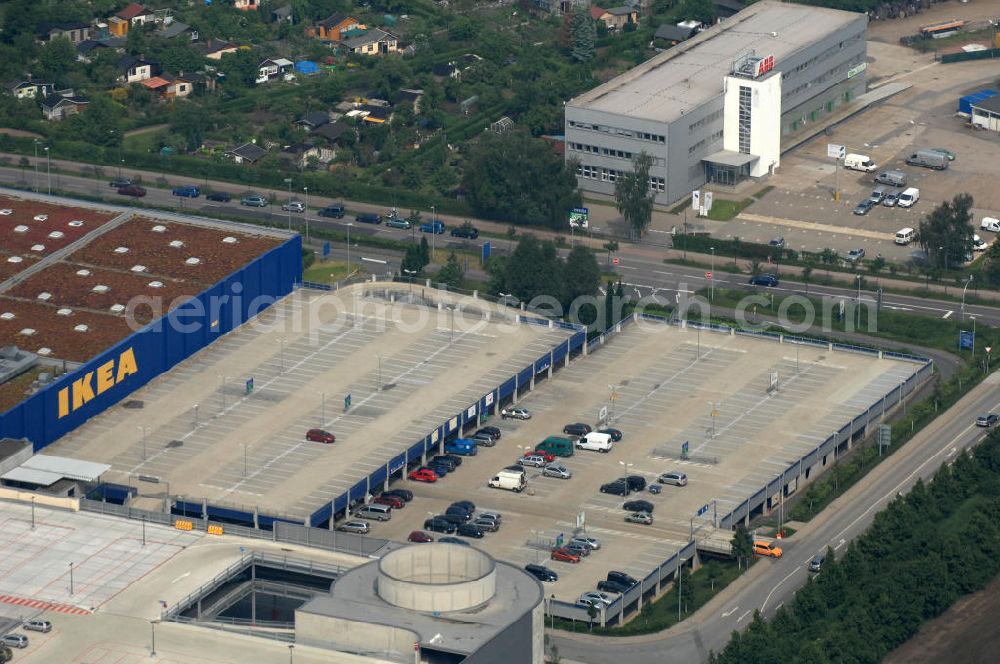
[536,436,574,457]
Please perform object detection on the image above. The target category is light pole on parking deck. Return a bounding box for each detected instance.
[44,146,51,195]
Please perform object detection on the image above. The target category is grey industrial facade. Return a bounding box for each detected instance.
[564,0,868,204]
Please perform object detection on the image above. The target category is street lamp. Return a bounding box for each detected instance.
[431,205,437,264]
[346,222,353,275]
[192,403,199,427]
[241,443,249,477]
[33,139,40,191]
[138,426,149,461]
[44,146,51,195]
[69,562,74,595]
[321,392,327,425]
[150,620,157,656]
[710,246,715,302]
[289,644,294,664]
[855,274,862,329]
[376,354,383,392]
[284,178,293,231]
[499,291,512,307]
[961,275,974,321]
[618,460,633,475]
[218,374,230,412]
[303,187,310,242]
[403,268,417,293]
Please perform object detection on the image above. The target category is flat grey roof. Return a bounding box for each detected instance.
[299,557,540,655]
[569,0,862,124]
[2,454,111,485]
[972,94,1000,114]
[704,150,757,167]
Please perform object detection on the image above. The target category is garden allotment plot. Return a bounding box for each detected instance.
[46,286,575,523]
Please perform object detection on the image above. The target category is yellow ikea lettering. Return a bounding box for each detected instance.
[57,347,139,419]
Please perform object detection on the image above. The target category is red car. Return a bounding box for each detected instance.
[551,547,581,563]
[374,494,404,509]
[525,449,556,462]
[117,184,147,197]
[408,531,434,543]
[306,428,335,444]
[409,468,438,483]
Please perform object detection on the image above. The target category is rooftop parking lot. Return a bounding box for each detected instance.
[46,287,575,523]
[372,318,924,605]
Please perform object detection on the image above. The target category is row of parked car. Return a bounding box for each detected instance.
[549,534,602,565]
[422,500,503,540]
[1,619,53,651]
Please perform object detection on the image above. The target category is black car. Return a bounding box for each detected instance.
[431,455,459,471]
[478,426,501,439]
[445,506,473,521]
[109,177,132,188]
[424,517,456,534]
[563,422,593,436]
[318,205,346,218]
[384,488,413,502]
[853,199,875,216]
[451,500,476,513]
[600,480,630,496]
[525,564,558,582]
[444,454,464,467]
[451,225,479,239]
[355,212,382,224]
[749,274,780,287]
[607,571,638,588]
[427,462,451,476]
[457,522,485,538]
[439,513,467,526]
[598,428,622,442]
[206,191,232,202]
[625,475,646,492]
[623,499,654,513]
[597,579,631,594]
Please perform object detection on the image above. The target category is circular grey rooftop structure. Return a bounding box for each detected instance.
[377,543,497,612]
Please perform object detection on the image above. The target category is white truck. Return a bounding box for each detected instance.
[575,431,613,453]
[981,217,1000,233]
[844,154,876,172]
[489,470,526,492]
[897,187,919,208]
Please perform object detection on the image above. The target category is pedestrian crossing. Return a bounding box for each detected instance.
[0,593,90,615]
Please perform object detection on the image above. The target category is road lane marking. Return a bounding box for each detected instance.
[737,610,752,623]
[172,572,191,583]
[760,567,801,613]
[722,606,739,617]
[835,538,846,550]
[943,311,953,319]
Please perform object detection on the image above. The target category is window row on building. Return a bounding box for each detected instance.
[688,129,724,155]
[782,55,864,102]
[788,32,863,76]
[567,120,666,144]
[688,109,723,134]
[576,163,665,192]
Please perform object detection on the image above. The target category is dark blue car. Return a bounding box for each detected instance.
[749,274,780,287]
[172,185,200,198]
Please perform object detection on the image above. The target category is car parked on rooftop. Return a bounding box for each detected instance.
[551,547,581,563]
[23,619,51,633]
[623,499,654,513]
[564,542,591,558]
[407,531,433,543]
[882,191,900,207]
[337,520,370,534]
[846,248,866,263]
[384,488,413,502]
[424,517,456,534]
[473,517,500,532]
[457,523,485,538]
[598,428,623,442]
[518,454,547,467]
[305,428,335,444]
[525,564,558,582]
[571,536,601,550]
[563,422,593,436]
[408,468,438,483]
[501,407,531,420]
[374,494,404,509]
[543,464,572,479]
[624,475,646,492]
[438,536,470,546]
[624,511,653,525]
[577,591,614,608]
[657,471,688,487]
[597,579,631,594]
[600,480,630,496]
[853,199,875,215]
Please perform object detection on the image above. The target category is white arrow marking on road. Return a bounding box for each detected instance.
[835,539,846,550]
[943,311,953,319]
[884,306,913,311]
[172,572,191,583]
[737,610,752,623]
[722,606,739,618]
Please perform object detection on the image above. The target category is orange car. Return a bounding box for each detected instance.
[753,540,783,558]
[551,547,581,563]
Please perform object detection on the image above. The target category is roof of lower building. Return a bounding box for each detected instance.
[972,94,1000,114]
[568,0,862,124]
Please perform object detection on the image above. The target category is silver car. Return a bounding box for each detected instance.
[281,200,305,213]
[577,591,614,608]
[337,520,370,534]
[23,619,51,633]
[625,511,653,525]
[1,634,27,648]
[571,536,601,550]
[543,464,572,479]
[518,454,546,467]
[501,407,531,420]
[657,471,688,486]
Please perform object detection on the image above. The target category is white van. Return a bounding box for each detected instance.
[981,217,1000,233]
[844,154,876,172]
[894,227,915,245]
[489,471,526,492]
[354,504,392,521]
[897,187,919,208]
[575,432,613,453]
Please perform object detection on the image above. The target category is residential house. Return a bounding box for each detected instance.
[194,39,238,60]
[396,88,423,114]
[313,120,350,146]
[233,0,260,10]
[297,111,331,130]
[652,23,696,48]
[280,142,334,169]
[432,62,458,78]
[158,20,198,42]
[594,7,636,31]
[109,3,155,36]
[37,22,91,45]
[272,4,293,23]
[225,142,268,164]
[255,58,294,84]
[309,14,362,41]
[182,71,217,93]
[76,39,112,63]
[139,74,193,100]
[4,80,55,100]
[118,55,156,84]
[361,104,392,124]
[342,29,398,56]
[41,93,89,121]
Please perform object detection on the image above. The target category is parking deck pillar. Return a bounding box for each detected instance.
[513,374,519,404]
[583,338,589,356]
[564,340,570,368]
[385,462,391,491]
[530,372,535,391]
[548,351,554,379]
[253,506,259,530]
[329,500,337,530]
[197,598,202,620]
[636,580,643,611]
[201,499,208,522]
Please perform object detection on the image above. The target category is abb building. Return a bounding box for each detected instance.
[564,0,867,203]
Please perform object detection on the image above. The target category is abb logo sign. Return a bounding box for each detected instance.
[754,55,775,78]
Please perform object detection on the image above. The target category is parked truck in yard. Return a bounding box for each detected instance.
[444,438,478,456]
[489,470,526,492]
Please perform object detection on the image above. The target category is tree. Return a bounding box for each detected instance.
[983,242,1000,286]
[615,152,655,240]
[917,193,975,270]
[602,240,619,264]
[802,263,814,293]
[170,102,212,152]
[496,235,565,305]
[676,0,718,25]
[218,48,260,87]
[563,245,601,310]
[678,563,694,612]
[570,11,596,63]
[37,38,77,83]
[586,602,598,630]
[60,93,123,147]
[868,254,886,277]
[819,248,839,277]
[401,245,426,276]
[731,523,753,569]
[419,236,430,266]
[435,252,465,289]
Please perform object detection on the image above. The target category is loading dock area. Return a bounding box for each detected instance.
[43,284,580,527]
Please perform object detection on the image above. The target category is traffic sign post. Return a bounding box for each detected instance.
[344,393,352,411]
[245,377,254,394]
[612,257,620,266]
[681,441,689,459]
[827,143,846,201]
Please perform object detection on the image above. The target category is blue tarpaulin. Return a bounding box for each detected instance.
[295,61,318,74]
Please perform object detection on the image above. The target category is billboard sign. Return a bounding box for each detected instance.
[827,143,846,160]
[753,54,775,78]
[691,190,701,210]
[959,330,974,350]
[703,191,714,212]
[847,62,867,79]
[569,208,589,229]
[482,241,491,263]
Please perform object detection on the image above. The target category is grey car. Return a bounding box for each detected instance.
[337,520,370,534]
[882,191,899,207]
[23,619,51,633]
[543,464,572,479]
[241,194,268,207]
[0,634,27,649]
[657,471,688,486]
[853,199,875,215]
[571,535,601,550]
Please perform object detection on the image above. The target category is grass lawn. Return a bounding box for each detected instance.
[123,129,167,154]
[705,198,753,221]
[302,260,351,284]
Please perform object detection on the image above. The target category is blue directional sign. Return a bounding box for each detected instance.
[322,241,331,257]
[959,330,974,350]
[245,377,254,394]
[681,441,689,458]
[344,393,352,410]
[482,241,491,264]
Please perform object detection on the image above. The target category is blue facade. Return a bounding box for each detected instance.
[0,236,302,450]
[959,89,997,115]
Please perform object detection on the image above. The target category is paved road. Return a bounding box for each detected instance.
[551,373,1000,663]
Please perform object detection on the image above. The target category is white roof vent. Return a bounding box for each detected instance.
[0,209,12,215]
[6,256,23,263]
[74,324,89,333]
[92,284,110,293]
[148,280,164,288]
[68,220,84,228]
[48,231,65,239]
[185,257,201,266]
[169,240,184,248]
[36,347,51,356]
[151,224,167,233]
[33,214,48,222]
[130,265,147,273]
[222,236,238,244]
[0,312,14,320]
[37,292,52,301]
[56,308,73,316]
[109,303,126,313]
[114,246,129,254]
[19,328,35,336]
[13,225,28,233]
[76,269,91,277]
[30,244,45,252]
